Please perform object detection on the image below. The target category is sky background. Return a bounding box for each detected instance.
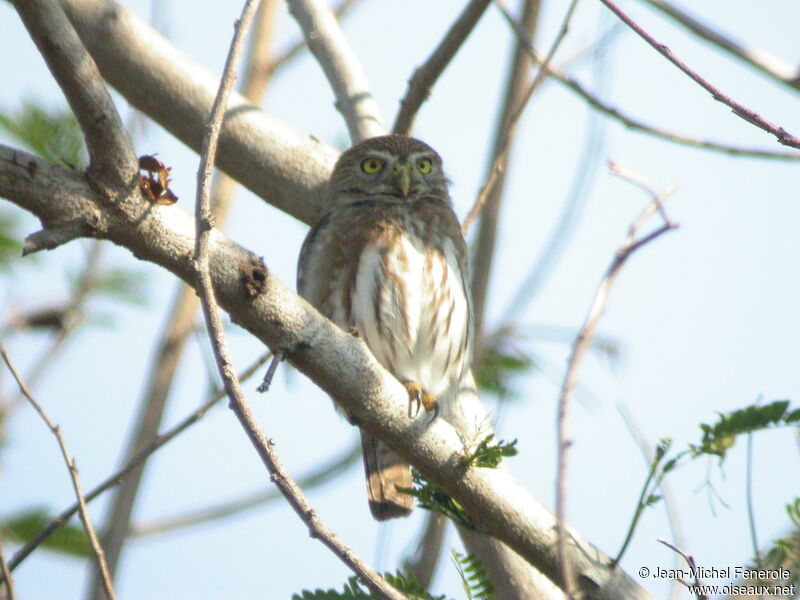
[1,0,799,599]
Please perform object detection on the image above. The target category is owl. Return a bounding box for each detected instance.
[297,135,474,520]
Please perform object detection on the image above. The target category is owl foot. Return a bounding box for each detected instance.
[348,325,360,337]
[404,382,439,422]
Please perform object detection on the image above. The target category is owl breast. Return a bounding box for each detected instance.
[349,226,471,399]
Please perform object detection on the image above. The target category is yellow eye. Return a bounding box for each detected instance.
[417,158,432,174]
[361,158,383,174]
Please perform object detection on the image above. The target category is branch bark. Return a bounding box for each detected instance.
[11,0,136,191]
[285,0,384,142]
[57,0,337,226]
[392,0,492,136]
[0,145,655,600]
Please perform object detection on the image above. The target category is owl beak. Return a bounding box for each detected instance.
[392,163,412,197]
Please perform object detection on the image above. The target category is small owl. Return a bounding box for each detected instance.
[297,135,474,520]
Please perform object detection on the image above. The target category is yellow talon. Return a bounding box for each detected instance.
[404,382,439,421]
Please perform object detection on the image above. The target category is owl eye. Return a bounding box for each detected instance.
[416,158,432,174]
[361,158,384,174]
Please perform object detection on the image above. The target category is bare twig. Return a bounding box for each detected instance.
[745,431,761,568]
[131,439,359,537]
[285,0,384,141]
[599,0,800,150]
[658,539,710,600]
[3,351,270,577]
[266,0,362,77]
[0,537,14,600]
[11,0,136,190]
[192,4,404,599]
[639,0,800,92]
[403,513,448,590]
[392,0,492,135]
[555,165,678,597]
[0,345,116,600]
[257,349,285,393]
[617,404,684,600]
[493,2,800,161]
[87,5,281,595]
[467,0,541,343]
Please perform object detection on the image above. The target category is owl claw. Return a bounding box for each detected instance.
[403,382,438,422]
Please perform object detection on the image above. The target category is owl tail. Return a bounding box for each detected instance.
[360,431,413,520]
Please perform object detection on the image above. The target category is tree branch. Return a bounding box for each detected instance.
[470,0,541,345]
[493,2,800,161]
[285,0,384,141]
[392,0,492,136]
[638,0,800,92]
[3,351,270,577]
[58,0,337,226]
[11,0,136,190]
[0,144,655,600]
[555,162,677,596]
[0,537,14,600]
[598,0,800,150]
[191,4,404,599]
[0,345,116,600]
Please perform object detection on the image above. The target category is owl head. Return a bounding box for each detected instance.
[328,135,450,207]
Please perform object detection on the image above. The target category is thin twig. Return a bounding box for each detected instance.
[617,404,684,600]
[598,0,800,150]
[192,4,404,599]
[3,352,270,577]
[131,439,359,537]
[0,537,14,600]
[266,0,363,77]
[493,1,800,161]
[88,6,281,593]
[639,0,800,92]
[0,345,116,600]
[392,0,492,135]
[467,0,541,344]
[657,539,710,600]
[286,0,384,141]
[745,431,761,569]
[257,349,285,393]
[555,166,678,598]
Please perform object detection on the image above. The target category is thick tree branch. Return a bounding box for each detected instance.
[57,0,337,226]
[11,0,136,191]
[0,345,116,600]
[639,0,800,92]
[285,0,384,141]
[0,146,654,600]
[599,0,800,150]
[392,0,492,136]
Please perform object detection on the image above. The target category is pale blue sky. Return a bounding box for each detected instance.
[1,1,798,599]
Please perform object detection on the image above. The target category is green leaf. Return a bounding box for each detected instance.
[2,508,91,558]
[0,99,86,167]
[292,571,445,600]
[696,400,793,459]
[399,469,475,530]
[451,551,494,600]
[463,434,518,469]
[473,332,535,399]
[0,210,23,270]
[70,267,151,307]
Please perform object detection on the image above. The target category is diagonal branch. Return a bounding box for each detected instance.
[598,0,800,150]
[11,0,136,190]
[0,345,116,600]
[392,0,492,136]
[3,351,270,578]
[638,0,800,92]
[555,162,678,596]
[58,0,337,226]
[0,143,655,600]
[285,0,384,141]
[493,3,800,161]
[191,3,404,599]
